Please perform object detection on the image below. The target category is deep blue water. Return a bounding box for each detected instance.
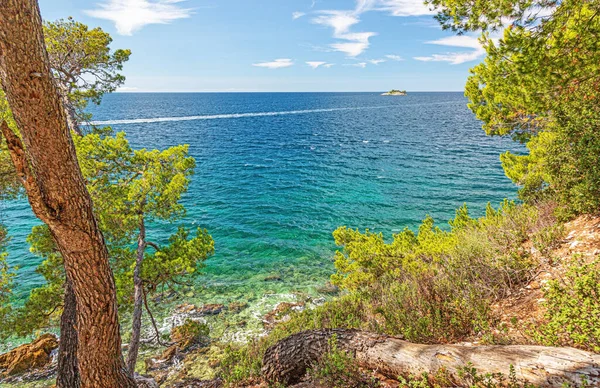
[2,92,522,303]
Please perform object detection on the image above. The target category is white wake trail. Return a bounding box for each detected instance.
[90,105,396,126]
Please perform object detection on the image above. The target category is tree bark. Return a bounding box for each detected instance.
[0,1,135,387]
[262,329,600,387]
[59,90,82,136]
[56,279,80,388]
[126,216,146,374]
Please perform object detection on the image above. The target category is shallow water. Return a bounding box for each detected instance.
[1,92,523,334]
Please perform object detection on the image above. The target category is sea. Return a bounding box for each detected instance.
[0,92,524,341]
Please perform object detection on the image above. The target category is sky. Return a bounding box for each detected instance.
[38,0,487,92]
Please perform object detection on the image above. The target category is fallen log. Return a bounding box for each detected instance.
[261,329,600,387]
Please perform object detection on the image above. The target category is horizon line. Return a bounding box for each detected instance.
[113,90,465,93]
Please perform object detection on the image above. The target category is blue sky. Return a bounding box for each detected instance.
[39,0,486,92]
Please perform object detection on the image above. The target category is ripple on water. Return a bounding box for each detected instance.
[2,92,523,334]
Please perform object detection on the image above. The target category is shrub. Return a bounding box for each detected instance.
[170,319,210,350]
[330,201,542,342]
[220,201,564,384]
[533,257,600,352]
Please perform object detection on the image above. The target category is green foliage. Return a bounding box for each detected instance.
[0,90,20,199]
[74,131,195,238]
[308,335,378,388]
[0,225,15,337]
[220,294,367,384]
[5,226,64,337]
[0,16,131,198]
[426,0,557,33]
[44,17,130,123]
[170,319,210,350]
[143,227,214,293]
[434,0,600,218]
[531,222,564,258]
[533,257,600,353]
[330,201,538,343]
[221,202,559,384]
[11,130,212,337]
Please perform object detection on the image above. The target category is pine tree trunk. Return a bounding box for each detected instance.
[56,279,80,388]
[126,217,146,374]
[262,329,600,387]
[0,1,135,387]
[60,91,82,136]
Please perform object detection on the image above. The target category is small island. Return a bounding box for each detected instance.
[381,89,407,96]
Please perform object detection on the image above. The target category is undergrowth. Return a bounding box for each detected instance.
[532,256,600,353]
[220,201,561,385]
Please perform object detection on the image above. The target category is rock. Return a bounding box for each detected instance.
[316,282,339,295]
[263,302,305,329]
[0,334,58,377]
[227,301,248,313]
[170,319,210,351]
[198,304,225,316]
[134,374,159,388]
[176,303,198,314]
[175,303,225,316]
[263,273,283,282]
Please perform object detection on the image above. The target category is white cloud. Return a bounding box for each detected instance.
[426,35,482,49]
[376,0,434,17]
[414,35,485,64]
[345,62,367,68]
[385,54,403,61]
[413,52,483,64]
[368,58,386,65]
[85,0,193,36]
[312,11,361,36]
[253,58,294,69]
[323,63,335,68]
[306,61,326,69]
[117,86,139,92]
[312,10,376,57]
[310,0,434,58]
[292,11,306,20]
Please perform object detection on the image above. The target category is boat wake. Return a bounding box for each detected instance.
[90,105,396,125]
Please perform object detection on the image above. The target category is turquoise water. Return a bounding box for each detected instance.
[1,92,522,310]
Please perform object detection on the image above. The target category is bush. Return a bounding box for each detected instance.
[533,257,600,352]
[330,201,541,342]
[170,319,210,350]
[220,294,367,385]
[220,201,563,384]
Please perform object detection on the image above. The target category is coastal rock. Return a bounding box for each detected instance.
[134,374,159,388]
[316,282,339,295]
[175,303,226,316]
[198,304,225,315]
[228,301,248,313]
[263,273,283,282]
[263,302,305,329]
[0,334,58,377]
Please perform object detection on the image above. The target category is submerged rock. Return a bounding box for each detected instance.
[198,304,225,316]
[263,273,283,282]
[227,301,248,313]
[316,282,339,295]
[175,303,226,317]
[0,334,58,377]
[263,302,305,329]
